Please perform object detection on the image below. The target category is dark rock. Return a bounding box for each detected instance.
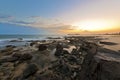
[13,53,32,63]
[92,51,120,80]
[38,44,47,51]
[10,63,27,80]
[10,63,38,80]
[99,41,118,45]
[6,45,16,48]
[47,37,62,39]
[95,60,120,80]
[21,63,38,79]
[54,43,63,57]
[12,53,22,58]
[71,49,79,55]
[63,50,69,55]
[0,57,18,63]
[56,43,63,51]
[13,53,32,61]
[19,53,32,62]
[30,41,37,46]
[78,43,98,80]
[0,47,14,55]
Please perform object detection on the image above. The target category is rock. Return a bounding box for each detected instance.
[38,44,47,51]
[47,37,62,39]
[92,52,120,80]
[19,53,32,62]
[0,56,18,63]
[99,41,118,45]
[6,45,16,48]
[10,63,28,80]
[32,50,51,69]
[63,50,69,55]
[9,38,23,42]
[0,53,32,64]
[95,60,120,80]
[13,53,32,61]
[10,63,38,80]
[0,62,15,80]
[78,43,98,80]
[0,72,4,76]
[1,36,119,80]
[30,42,37,46]
[54,43,63,57]
[71,49,79,55]
[12,53,22,58]
[56,43,63,51]
[0,47,14,55]
[21,63,38,79]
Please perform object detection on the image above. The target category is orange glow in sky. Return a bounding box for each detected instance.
[69,20,120,33]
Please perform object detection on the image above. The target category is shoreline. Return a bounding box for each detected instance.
[0,35,120,80]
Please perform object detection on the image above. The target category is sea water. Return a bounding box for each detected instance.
[0,34,120,51]
[0,34,64,47]
[101,35,120,51]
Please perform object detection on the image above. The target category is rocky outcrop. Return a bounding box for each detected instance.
[93,52,120,80]
[0,53,32,63]
[0,36,120,80]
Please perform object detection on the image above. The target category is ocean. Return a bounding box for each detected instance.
[101,35,120,51]
[0,34,120,51]
[0,34,64,48]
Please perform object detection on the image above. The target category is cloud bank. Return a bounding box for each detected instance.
[0,14,75,33]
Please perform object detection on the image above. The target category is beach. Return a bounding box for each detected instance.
[0,35,120,80]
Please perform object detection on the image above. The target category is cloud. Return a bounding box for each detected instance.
[12,21,32,24]
[0,14,14,19]
[13,16,73,30]
[0,15,75,33]
[0,15,12,19]
[0,14,14,24]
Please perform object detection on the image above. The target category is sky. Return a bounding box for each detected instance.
[0,0,120,34]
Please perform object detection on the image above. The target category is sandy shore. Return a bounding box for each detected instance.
[0,35,120,80]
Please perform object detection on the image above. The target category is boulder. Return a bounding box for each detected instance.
[10,63,38,80]
[21,63,38,79]
[54,43,63,57]
[0,47,14,55]
[12,53,32,61]
[0,53,32,64]
[95,60,120,80]
[30,41,38,46]
[19,53,33,62]
[0,56,18,63]
[38,44,47,51]
[78,45,120,80]
[92,52,120,80]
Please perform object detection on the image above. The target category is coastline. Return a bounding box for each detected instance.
[0,35,120,80]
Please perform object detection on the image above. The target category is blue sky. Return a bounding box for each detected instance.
[0,0,82,34]
[0,0,120,34]
[0,0,75,17]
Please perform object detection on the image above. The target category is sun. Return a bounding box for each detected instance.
[72,20,115,31]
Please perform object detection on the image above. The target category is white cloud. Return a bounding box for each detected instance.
[0,15,74,33]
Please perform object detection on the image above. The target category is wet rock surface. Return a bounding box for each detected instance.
[0,36,120,80]
[99,41,118,45]
[38,44,47,51]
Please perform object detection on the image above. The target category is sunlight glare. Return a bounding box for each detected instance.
[73,20,115,31]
